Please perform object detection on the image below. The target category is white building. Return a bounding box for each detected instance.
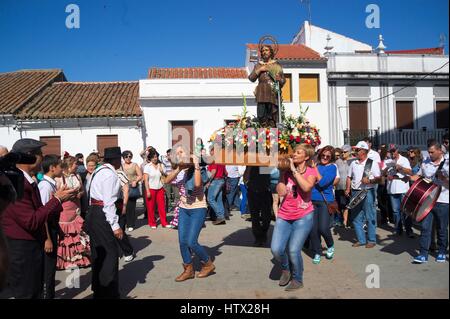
[291,22,449,149]
[0,69,144,158]
[2,22,448,156]
[140,68,256,154]
[140,45,329,153]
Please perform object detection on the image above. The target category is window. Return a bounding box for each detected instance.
[395,101,414,129]
[40,136,61,156]
[299,74,320,102]
[97,135,118,158]
[281,74,292,103]
[436,101,449,129]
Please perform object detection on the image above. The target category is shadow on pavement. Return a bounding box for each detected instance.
[128,236,152,255]
[119,255,164,298]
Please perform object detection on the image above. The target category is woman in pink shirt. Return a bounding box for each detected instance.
[271,144,317,291]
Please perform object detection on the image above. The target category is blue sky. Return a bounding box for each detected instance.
[0,0,448,81]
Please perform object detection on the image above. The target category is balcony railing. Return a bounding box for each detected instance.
[343,129,380,149]
[394,129,448,149]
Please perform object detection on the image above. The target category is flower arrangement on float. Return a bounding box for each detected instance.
[208,96,321,154]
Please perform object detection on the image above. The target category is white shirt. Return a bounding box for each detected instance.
[368,149,381,164]
[348,157,381,190]
[144,163,165,190]
[226,166,240,179]
[385,155,411,194]
[87,163,121,231]
[38,175,57,205]
[418,157,449,204]
[19,168,34,185]
[238,166,246,185]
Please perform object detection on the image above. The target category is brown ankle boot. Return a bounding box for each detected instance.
[175,263,195,282]
[196,258,215,278]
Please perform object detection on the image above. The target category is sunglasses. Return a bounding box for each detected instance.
[124,155,133,159]
[321,154,331,159]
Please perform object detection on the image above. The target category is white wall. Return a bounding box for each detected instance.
[0,125,22,150]
[141,99,257,154]
[4,125,144,162]
[283,66,330,146]
[292,21,372,55]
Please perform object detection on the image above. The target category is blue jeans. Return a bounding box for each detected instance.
[311,201,334,255]
[178,207,209,264]
[389,193,412,234]
[419,203,449,256]
[239,184,248,214]
[226,177,241,209]
[271,213,314,282]
[352,188,377,244]
[207,179,225,219]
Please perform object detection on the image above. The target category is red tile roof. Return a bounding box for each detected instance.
[0,69,66,114]
[16,81,141,119]
[148,67,248,79]
[386,47,445,55]
[246,44,325,61]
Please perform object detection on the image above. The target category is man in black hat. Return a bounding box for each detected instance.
[1,138,77,299]
[85,146,123,299]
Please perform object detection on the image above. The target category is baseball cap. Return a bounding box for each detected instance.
[354,141,369,150]
[341,144,352,152]
[11,138,46,154]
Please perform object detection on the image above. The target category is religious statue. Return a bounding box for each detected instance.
[248,36,285,128]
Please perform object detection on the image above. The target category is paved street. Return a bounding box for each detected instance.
[55,202,449,299]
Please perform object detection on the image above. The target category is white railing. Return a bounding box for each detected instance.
[395,129,448,148]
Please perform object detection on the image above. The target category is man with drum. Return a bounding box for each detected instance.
[410,140,449,263]
[346,141,381,248]
[384,144,414,238]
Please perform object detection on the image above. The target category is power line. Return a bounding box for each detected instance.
[367,60,449,105]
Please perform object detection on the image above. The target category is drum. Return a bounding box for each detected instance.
[401,178,442,222]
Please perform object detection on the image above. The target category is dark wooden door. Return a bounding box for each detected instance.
[40,136,61,156]
[97,135,118,158]
[436,101,449,129]
[171,121,194,153]
[396,101,414,129]
[349,101,368,131]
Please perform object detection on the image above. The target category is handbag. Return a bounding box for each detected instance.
[319,191,340,215]
[128,185,141,199]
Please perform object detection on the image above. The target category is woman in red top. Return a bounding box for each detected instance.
[206,148,227,225]
[271,144,317,291]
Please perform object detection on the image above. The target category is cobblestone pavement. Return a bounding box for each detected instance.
[55,204,449,299]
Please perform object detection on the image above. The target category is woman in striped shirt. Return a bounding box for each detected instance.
[164,146,216,282]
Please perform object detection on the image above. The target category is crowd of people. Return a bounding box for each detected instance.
[0,132,448,298]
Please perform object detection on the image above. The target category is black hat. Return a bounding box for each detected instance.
[104,147,122,160]
[11,138,46,154]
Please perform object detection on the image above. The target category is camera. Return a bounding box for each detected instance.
[0,152,36,204]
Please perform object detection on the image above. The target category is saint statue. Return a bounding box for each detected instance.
[248,43,285,128]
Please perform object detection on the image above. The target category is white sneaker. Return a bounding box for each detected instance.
[124,255,134,262]
[164,225,173,229]
[150,226,157,229]
[127,227,134,232]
